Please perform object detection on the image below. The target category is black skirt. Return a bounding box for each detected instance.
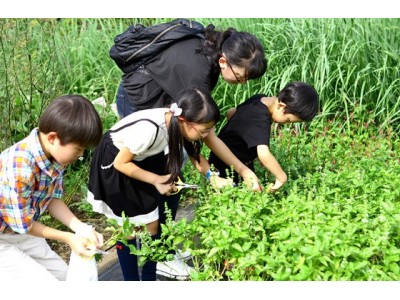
[88,132,168,221]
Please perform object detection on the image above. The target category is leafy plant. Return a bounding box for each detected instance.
[2,18,400,280]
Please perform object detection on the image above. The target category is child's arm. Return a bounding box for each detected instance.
[203,130,262,191]
[114,147,173,195]
[29,199,103,258]
[189,153,233,188]
[226,107,237,120]
[28,221,95,258]
[257,145,288,191]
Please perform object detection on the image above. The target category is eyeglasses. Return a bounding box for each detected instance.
[225,58,247,84]
[187,122,214,138]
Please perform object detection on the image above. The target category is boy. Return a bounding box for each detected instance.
[0,95,104,281]
[208,81,319,191]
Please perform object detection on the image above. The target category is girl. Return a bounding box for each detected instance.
[88,88,231,280]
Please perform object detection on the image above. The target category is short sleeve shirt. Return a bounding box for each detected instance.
[209,94,271,170]
[0,128,64,234]
[109,108,169,161]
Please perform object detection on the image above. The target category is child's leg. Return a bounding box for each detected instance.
[158,171,182,232]
[158,192,179,226]
[24,235,68,280]
[116,235,159,281]
[116,239,140,281]
[139,221,159,280]
[0,234,68,281]
[140,232,160,281]
[158,189,180,257]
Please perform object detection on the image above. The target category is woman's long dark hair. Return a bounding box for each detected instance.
[166,88,220,183]
[199,24,267,80]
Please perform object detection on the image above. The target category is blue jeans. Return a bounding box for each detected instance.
[116,82,138,118]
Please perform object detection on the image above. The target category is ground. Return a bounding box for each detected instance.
[49,195,196,263]
[47,207,113,263]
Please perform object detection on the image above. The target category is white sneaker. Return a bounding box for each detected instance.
[156,257,194,280]
[175,249,192,261]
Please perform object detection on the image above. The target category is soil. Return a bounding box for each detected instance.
[49,196,197,264]
[47,208,113,263]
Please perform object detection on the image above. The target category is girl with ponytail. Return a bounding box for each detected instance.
[88,88,231,281]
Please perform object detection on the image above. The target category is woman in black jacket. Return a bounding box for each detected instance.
[112,20,267,280]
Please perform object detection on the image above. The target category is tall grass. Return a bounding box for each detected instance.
[195,19,400,135]
[253,19,400,134]
[1,18,399,150]
[0,19,63,146]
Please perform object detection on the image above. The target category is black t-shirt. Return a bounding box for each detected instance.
[209,94,271,179]
[122,37,220,110]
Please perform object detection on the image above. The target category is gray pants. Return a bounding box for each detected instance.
[0,233,68,281]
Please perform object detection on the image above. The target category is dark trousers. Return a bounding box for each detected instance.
[116,233,159,281]
[158,193,180,227]
[115,191,181,281]
[159,190,181,256]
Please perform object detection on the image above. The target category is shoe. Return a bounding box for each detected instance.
[156,257,194,280]
[175,249,191,261]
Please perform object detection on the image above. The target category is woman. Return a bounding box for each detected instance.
[116,22,267,115]
[112,20,267,279]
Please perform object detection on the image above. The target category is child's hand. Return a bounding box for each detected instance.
[209,176,233,189]
[91,230,104,248]
[241,169,262,191]
[72,223,104,258]
[68,233,97,259]
[75,223,104,247]
[154,174,177,195]
[268,179,285,192]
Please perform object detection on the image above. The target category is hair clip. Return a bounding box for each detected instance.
[169,103,182,116]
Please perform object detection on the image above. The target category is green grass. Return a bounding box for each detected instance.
[125,121,400,280]
[1,18,399,280]
[1,18,399,149]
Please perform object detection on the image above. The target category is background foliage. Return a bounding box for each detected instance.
[1,18,399,149]
[0,18,399,280]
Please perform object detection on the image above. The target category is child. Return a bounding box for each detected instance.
[0,95,104,281]
[87,88,232,281]
[208,81,319,191]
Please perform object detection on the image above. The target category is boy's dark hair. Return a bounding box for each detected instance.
[201,25,267,80]
[39,95,103,148]
[278,81,319,121]
[166,88,220,183]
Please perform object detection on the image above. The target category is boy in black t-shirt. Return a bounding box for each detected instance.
[208,81,319,192]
